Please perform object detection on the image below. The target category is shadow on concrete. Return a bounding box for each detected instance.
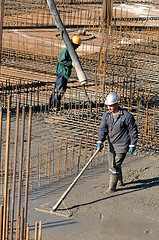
[65,176,159,211]
[124,176,159,189]
[29,219,77,231]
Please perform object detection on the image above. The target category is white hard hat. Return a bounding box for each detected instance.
[105,92,120,105]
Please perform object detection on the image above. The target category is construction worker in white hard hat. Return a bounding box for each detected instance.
[97,92,138,193]
[49,36,81,110]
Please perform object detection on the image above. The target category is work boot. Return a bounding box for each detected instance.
[107,174,118,193]
[118,169,124,186]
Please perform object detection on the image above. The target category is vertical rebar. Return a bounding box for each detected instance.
[20,208,24,240]
[35,222,38,240]
[16,216,21,240]
[0,0,4,70]
[37,147,39,184]
[83,131,89,166]
[9,154,12,189]
[64,138,68,176]
[71,136,75,174]
[30,158,33,191]
[39,153,42,187]
[91,129,94,157]
[48,152,51,184]
[57,139,62,180]
[45,142,49,177]
[77,138,82,175]
[16,107,25,239]
[5,189,11,240]
[38,221,42,240]
[24,106,32,238]
[26,224,29,240]
[52,143,54,175]
[2,96,11,240]
[0,205,3,240]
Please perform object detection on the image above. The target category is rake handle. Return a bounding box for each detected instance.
[53,149,99,211]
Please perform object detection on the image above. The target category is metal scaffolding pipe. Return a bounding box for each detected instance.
[46,0,87,85]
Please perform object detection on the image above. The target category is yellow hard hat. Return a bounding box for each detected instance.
[72,36,81,46]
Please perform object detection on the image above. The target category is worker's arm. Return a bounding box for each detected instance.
[98,113,108,143]
[97,113,108,151]
[126,114,138,153]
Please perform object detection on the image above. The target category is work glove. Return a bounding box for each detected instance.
[129,145,136,154]
[97,141,104,152]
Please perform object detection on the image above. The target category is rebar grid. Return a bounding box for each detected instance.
[0,2,158,238]
[1,27,159,90]
[0,101,158,205]
[2,1,159,28]
[0,23,158,151]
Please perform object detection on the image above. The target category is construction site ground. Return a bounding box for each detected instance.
[27,113,159,240]
[0,2,159,240]
[29,154,159,240]
[1,112,158,240]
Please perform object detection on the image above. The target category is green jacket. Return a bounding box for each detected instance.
[56,48,72,79]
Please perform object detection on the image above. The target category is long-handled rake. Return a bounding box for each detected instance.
[35,149,99,217]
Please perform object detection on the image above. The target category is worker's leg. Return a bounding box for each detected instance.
[54,73,67,107]
[117,167,124,186]
[107,152,118,193]
[107,152,126,192]
[115,153,127,186]
[49,92,54,109]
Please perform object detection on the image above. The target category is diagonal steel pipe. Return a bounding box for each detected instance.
[47,0,87,86]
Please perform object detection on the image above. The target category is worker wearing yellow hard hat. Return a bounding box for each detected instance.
[72,36,81,46]
[49,36,81,110]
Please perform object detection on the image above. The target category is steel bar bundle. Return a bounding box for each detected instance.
[0,97,43,239]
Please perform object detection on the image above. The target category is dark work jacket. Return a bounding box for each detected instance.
[98,107,138,153]
[56,48,72,79]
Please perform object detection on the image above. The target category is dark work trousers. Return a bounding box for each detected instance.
[108,151,127,175]
[50,73,68,108]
